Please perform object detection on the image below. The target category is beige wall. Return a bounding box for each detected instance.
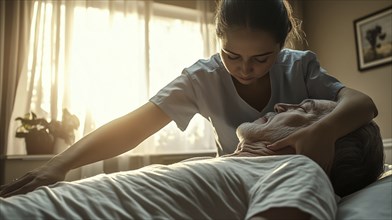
[302,0,392,140]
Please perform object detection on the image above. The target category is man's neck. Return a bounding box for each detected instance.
[226,140,295,157]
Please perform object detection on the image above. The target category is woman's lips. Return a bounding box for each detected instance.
[239,77,255,81]
[240,76,252,79]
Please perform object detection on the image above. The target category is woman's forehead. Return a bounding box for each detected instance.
[220,28,279,53]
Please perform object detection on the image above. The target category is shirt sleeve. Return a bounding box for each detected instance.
[149,70,199,131]
[302,51,345,101]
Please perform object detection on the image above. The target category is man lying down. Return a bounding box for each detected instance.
[0,99,384,220]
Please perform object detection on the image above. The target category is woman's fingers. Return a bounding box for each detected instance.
[0,176,32,197]
[0,169,60,198]
[0,165,67,198]
[1,181,38,198]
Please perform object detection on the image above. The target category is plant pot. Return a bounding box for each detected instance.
[24,130,55,155]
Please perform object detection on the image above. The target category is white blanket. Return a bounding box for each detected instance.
[0,155,337,220]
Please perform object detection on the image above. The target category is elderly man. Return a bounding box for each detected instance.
[0,99,384,220]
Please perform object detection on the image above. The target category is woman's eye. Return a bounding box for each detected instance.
[299,107,307,113]
[255,58,268,63]
[227,55,240,60]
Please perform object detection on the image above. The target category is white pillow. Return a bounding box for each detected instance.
[336,170,392,220]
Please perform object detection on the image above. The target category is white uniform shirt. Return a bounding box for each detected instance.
[150,49,344,155]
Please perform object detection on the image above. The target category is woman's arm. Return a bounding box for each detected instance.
[52,102,171,171]
[267,87,378,173]
[321,87,378,141]
[0,102,171,197]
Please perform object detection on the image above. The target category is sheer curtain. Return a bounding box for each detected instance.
[6,0,217,178]
[1,1,34,184]
[0,1,34,155]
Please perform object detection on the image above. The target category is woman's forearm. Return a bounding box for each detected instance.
[47,102,171,172]
[316,87,378,141]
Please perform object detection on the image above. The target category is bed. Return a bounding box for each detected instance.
[0,158,391,220]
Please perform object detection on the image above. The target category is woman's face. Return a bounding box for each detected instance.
[219,28,281,85]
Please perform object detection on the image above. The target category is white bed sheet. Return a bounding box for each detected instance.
[0,155,336,220]
[3,157,388,220]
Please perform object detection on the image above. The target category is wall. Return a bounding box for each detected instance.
[302,1,392,142]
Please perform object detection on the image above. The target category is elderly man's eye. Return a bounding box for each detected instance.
[299,107,307,113]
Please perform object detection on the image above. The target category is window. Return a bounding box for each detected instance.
[12,1,217,155]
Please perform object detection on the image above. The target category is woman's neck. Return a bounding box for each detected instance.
[233,74,271,112]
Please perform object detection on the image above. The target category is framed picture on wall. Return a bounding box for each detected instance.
[354,6,392,72]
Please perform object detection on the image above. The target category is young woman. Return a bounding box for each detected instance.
[0,0,377,197]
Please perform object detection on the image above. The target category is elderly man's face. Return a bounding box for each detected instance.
[237,99,337,143]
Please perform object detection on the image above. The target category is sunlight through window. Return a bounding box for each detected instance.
[24,1,216,154]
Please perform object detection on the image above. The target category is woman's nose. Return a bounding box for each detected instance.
[241,60,253,75]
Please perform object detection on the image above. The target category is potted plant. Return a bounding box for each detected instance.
[15,109,80,155]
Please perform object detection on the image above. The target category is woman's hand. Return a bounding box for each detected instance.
[0,165,67,198]
[268,87,378,175]
[267,125,335,174]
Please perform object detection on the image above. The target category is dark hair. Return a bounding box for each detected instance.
[330,121,385,197]
[215,0,303,48]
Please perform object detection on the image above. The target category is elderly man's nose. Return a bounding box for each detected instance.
[274,104,287,113]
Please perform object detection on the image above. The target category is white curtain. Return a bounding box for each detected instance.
[6,0,217,178]
[0,1,34,156]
